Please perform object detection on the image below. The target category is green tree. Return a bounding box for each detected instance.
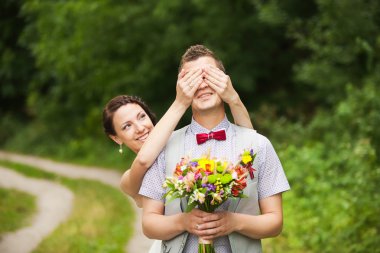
[261,0,380,252]
[0,0,35,143]
[14,0,307,157]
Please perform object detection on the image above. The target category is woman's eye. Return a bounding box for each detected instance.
[123,124,131,130]
[139,113,146,120]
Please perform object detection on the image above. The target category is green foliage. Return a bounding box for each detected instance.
[0,0,35,119]
[289,0,380,105]
[3,0,307,167]
[281,142,379,252]
[0,188,36,234]
[256,1,380,252]
[17,0,303,137]
[264,81,380,253]
[0,0,35,147]
[1,0,380,251]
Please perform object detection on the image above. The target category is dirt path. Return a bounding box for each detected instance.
[0,151,153,253]
[0,166,73,253]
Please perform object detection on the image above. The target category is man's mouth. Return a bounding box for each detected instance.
[137,132,149,141]
[197,92,213,99]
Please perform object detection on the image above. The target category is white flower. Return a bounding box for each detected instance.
[192,189,205,204]
[232,171,238,180]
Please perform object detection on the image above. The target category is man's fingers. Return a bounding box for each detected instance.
[191,208,208,217]
[197,226,221,238]
[199,221,221,230]
[202,213,223,222]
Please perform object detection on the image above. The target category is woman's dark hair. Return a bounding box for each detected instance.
[103,95,157,136]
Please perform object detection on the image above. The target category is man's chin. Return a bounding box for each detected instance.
[192,101,222,113]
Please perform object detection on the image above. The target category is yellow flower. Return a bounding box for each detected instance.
[241,153,252,164]
[197,159,215,172]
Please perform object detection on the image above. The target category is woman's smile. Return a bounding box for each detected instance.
[137,132,150,142]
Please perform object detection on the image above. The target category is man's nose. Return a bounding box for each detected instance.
[198,78,208,89]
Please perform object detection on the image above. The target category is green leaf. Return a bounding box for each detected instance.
[185,201,197,213]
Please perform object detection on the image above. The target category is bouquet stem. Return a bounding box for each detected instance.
[198,238,214,253]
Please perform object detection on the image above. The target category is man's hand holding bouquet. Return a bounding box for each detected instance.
[163,149,256,253]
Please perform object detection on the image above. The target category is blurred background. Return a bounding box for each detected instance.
[1,0,379,252]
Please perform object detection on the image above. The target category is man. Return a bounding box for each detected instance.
[139,45,290,253]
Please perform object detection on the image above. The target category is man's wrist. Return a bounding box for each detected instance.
[231,212,243,233]
[176,212,188,233]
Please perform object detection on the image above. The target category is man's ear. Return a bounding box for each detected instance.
[109,135,122,145]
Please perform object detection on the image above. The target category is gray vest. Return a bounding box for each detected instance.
[162,124,262,253]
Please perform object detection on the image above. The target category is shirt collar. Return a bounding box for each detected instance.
[189,115,231,135]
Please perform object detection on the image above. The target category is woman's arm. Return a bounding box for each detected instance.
[204,65,254,129]
[120,69,203,204]
[227,95,253,129]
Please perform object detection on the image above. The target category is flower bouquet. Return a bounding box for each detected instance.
[163,150,256,253]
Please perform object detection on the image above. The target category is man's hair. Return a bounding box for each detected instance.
[178,44,225,73]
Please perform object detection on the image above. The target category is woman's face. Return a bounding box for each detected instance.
[111,103,154,153]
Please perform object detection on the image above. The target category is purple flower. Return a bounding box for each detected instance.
[206,184,216,192]
[190,161,198,167]
[201,183,216,192]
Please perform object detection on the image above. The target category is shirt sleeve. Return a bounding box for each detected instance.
[138,150,167,202]
[258,137,290,200]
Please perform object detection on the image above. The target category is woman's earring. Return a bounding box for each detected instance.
[119,144,123,154]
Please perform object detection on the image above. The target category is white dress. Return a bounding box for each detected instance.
[148,240,162,253]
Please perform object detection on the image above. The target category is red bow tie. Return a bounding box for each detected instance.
[196,129,226,145]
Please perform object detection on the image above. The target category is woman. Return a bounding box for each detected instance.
[103,66,253,252]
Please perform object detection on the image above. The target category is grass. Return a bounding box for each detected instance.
[0,160,135,253]
[0,188,36,234]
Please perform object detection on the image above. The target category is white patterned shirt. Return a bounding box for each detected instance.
[139,116,290,253]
